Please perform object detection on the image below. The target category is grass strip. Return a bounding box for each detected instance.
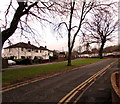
[2,58,104,85]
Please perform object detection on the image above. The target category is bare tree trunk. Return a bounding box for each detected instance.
[67,29,71,66]
[2,2,26,47]
[2,2,38,47]
[67,48,72,66]
[99,43,105,59]
[67,1,75,66]
[68,30,72,66]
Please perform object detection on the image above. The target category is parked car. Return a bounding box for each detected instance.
[8,60,16,65]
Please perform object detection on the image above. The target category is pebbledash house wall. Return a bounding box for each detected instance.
[3,47,53,60]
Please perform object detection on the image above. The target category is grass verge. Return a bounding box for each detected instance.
[2,58,104,86]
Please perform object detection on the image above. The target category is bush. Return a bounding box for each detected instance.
[9,56,15,60]
[42,59,49,63]
[49,55,58,61]
[33,57,42,64]
[21,56,25,59]
[15,58,32,65]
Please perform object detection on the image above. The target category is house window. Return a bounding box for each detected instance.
[21,48,23,51]
[28,49,31,52]
[27,56,32,59]
[9,48,11,52]
[36,50,38,53]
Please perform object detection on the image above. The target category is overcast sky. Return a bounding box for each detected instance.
[0,0,119,52]
[1,0,70,51]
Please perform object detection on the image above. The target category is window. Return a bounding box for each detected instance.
[36,50,38,53]
[28,49,31,52]
[9,48,11,52]
[27,56,32,59]
[40,50,41,53]
[21,48,23,51]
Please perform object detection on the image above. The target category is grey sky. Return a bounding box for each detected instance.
[0,0,119,52]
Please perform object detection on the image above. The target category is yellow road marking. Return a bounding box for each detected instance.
[64,74,98,103]
[73,70,107,104]
[58,67,104,104]
[1,73,60,93]
[58,60,118,104]
[57,73,97,104]
[73,81,95,104]
[64,83,87,103]
[1,59,117,95]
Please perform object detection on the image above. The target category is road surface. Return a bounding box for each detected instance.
[2,58,119,103]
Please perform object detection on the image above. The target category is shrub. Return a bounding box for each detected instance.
[15,58,32,65]
[9,56,15,60]
[21,56,25,59]
[49,55,58,61]
[33,57,42,64]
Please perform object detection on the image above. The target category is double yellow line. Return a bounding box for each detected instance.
[57,60,118,104]
[1,73,60,93]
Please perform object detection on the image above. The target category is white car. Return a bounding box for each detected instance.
[8,60,16,65]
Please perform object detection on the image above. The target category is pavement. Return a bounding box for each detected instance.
[2,58,119,103]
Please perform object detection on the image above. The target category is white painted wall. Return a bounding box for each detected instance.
[49,51,53,57]
[3,48,53,60]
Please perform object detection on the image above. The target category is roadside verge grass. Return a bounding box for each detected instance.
[2,58,104,86]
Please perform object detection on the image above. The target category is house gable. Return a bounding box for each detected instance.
[3,42,53,60]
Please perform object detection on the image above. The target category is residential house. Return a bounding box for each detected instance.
[79,51,92,58]
[58,52,66,58]
[3,42,53,60]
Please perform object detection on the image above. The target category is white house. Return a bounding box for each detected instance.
[2,42,53,60]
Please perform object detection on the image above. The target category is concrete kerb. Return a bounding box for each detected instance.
[111,71,120,103]
[1,59,118,93]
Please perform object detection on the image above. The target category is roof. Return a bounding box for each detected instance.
[39,46,48,50]
[4,42,39,49]
[4,42,53,52]
[59,52,65,55]
[81,51,92,54]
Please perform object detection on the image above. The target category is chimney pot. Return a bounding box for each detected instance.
[28,41,30,44]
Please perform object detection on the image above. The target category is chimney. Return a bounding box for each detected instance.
[45,46,47,49]
[28,41,30,44]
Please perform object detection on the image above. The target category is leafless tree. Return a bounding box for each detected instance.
[1,0,94,66]
[56,0,98,66]
[1,0,117,66]
[1,0,59,47]
[56,0,115,65]
[84,5,118,58]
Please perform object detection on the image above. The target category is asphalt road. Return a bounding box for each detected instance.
[2,58,119,103]
[78,58,120,103]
